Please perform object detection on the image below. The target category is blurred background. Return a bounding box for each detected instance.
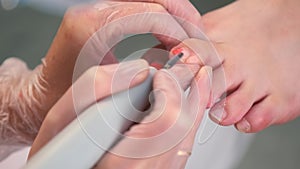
[0,0,299,168]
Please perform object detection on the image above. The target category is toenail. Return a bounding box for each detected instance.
[236,118,251,133]
[209,107,227,123]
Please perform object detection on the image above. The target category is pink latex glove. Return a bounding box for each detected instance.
[28,59,212,169]
[41,0,193,116]
[0,0,193,158]
[120,0,203,37]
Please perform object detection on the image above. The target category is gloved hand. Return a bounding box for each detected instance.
[28,59,212,169]
[96,65,212,169]
[119,0,203,38]
[43,0,191,92]
[28,59,149,156]
[0,0,195,159]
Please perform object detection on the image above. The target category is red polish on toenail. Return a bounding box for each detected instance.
[150,62,163,69]
[172,48,183,55]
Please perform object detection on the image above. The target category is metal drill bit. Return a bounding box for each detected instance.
[163,52,184,69]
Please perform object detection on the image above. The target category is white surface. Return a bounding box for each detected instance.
[0,147,30,169]
[186,112,254,169]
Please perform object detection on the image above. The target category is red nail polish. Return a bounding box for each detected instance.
[172,48,183,55]
[150,62,163,69]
